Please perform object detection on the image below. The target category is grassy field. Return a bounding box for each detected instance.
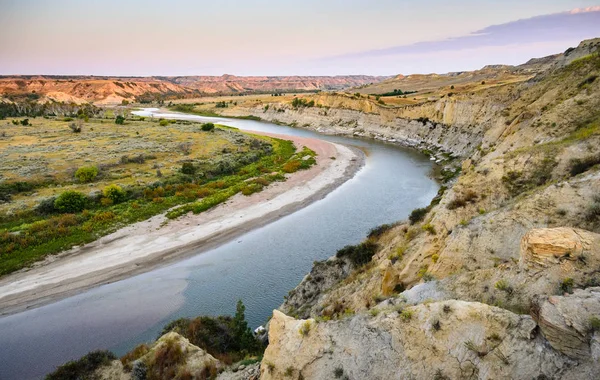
[0,115,316,275]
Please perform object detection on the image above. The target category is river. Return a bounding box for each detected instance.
[0,110,439,379]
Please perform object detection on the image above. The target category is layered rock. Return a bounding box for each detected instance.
[531,288,600,360]
[261,302,586,379]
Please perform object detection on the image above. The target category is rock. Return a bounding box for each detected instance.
[531,287,600,360]
[520,227,599,269]
[260,301,578,379]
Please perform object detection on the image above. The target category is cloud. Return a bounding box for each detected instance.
[334,9,600,59]
[570,6,600,14]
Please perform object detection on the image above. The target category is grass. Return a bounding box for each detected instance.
[0,117,317,275]
[46,350,116,380]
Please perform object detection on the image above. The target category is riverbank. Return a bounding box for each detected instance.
[0,132,364,316]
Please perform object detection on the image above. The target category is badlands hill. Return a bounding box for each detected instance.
[0,75,386,105]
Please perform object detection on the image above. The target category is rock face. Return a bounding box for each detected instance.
[520,228,599,269]
[531,288,600,360]
[95,332,222,380]
[261,303,586,380]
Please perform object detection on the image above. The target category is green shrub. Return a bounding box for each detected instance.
[74,166,98,183]
[560,278,574,293]
[201,122,215,131]
[36,197,57,214]
[336,241,378,266]
[159,119,169,126]
[409,207,428,224]
[54,191,88,213]
[422,223,436,235]
[590,316,600,332]
[103,184,126,204]
[115,115,125,125]
[46,350,116,380]
[181,162,196,175]
[495,279,513,294]
[368,223,394,238]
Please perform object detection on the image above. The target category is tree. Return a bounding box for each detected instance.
[115,115,125,125]
[75,166,98,183]
[54,191,87,213]
[232,300,255,351]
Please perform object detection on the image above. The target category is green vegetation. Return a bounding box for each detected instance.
[502,155,556,196]
[54,191,88,213]
[560,278,574,294]
[154,300,263,365]
[201,122,215,131]
[495,279,513,294]
[409,207,428,224]
[74,166,99,183]
[0,119,316,275]
[335,241,378,266]
[291,98,315,108]
[115,115,125,125]
[46,350,116,380]
[374,89,417,97]
[569,154,600,176]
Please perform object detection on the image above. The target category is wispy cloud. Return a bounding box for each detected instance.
[334,8,600,59]
[570,6,600,14]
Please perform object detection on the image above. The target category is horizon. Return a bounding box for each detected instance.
[1,1,599,77]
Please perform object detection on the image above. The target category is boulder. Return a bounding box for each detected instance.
[531,287,600,360]
[520,227,599,269]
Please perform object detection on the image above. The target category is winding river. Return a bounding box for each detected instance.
[0,110,439,380]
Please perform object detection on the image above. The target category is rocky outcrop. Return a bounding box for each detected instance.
[520,227,600,269]
[95,332,222,380]
[531,288,600,360]
[261,302,588,379]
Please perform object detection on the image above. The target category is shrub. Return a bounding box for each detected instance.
[36,197,57,214]
[368,223,394,238]
[409,207,428,224]
[560,278,574,294]
[201,123,215,131]
[75,166,98,183]
[400,309,413,321]
[159,119,169,126]
[282,160,301,173]
[495,279,513,294]
[68,121,82,133]
[569,155,600,176]
[54,191,88,213]
[102,184,126,204]
[334,367,345,378]
[181,162,196,175]
[447,190,478,210]
[299,320,312,336]
[336,241,378,266]
[590,316,600,332]
[115,115,125,125]
[422,223,436,235]
[46,350,116,380]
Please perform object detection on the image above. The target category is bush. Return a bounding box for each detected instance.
[46,350,116,380]
[282,160,301,173]
[103,184,126,204]
[36,197,57,214]
[181,162,196,175]
[159,119,169,126]
[447,189,478,210]
[569,155,600,176]
[54,191,88,213]
[115,115,125,125]
[368,223,394,238]
[409,207,428,224]
[336,241,378,266]
[75,166,98,183]
[201,123,215,131]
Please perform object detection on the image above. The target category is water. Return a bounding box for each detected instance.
[0,111,439,379]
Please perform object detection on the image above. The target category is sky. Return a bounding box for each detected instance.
[0,0,599,76]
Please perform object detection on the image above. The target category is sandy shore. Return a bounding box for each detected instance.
[0,133,364,316]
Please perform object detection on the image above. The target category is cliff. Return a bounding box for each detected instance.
[233,38,600,379]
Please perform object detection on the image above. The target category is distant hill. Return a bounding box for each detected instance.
[0,75,388,105]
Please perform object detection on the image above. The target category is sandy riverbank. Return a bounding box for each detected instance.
[0,133,364,316]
